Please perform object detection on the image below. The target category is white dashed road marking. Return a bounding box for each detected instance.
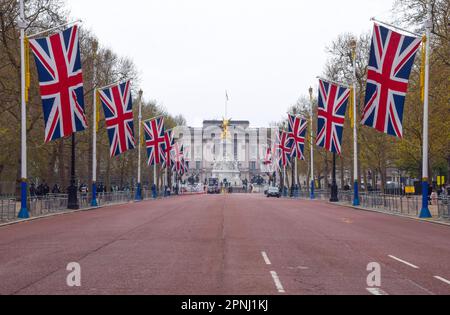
[270,271,286,294]
[261,251,272,265]
[434,276,450,286]
[388,255,419,269]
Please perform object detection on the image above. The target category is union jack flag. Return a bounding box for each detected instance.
[276,131,293,168]
[144,117,165,166]
[29,25,87,143]
[316,79,350,155]
[171,142,185,174]
[263,147,273,165]
[361,23,422,138]
[161,130,174,169]
[181,159,189,177]
[288,114,308,160]
[99,81,136,157]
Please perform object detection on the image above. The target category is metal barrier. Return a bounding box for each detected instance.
[0,199,16,222]
[438,197,449,219]
[291,189,449,221]
[97,191,133,206]
[29,195,68,217]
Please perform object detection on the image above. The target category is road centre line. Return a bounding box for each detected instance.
[261,251,272,265]
[434,276,450,285]
[388,255,420,269]
[270,271,286,294]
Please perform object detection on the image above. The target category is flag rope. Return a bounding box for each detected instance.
[96,90,101,132]
[420,36,427,103]
[349,87,354,129]
[24,36,30,103]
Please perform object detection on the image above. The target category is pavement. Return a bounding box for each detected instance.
[0,194,449,295]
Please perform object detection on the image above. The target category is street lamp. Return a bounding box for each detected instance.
[67,134,79,210]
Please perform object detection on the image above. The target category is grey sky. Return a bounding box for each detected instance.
[67,0,395,127]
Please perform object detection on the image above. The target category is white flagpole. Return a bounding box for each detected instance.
[351,40,360,206]
[309,87,315,200]
[295,159,298,186]
[18,0,29,219]
[283,165,287,197]
[165,168,168,196]
[420,1,432,218]
[136,90,143,201]
[153,163,157,198]
[91,44,98,207]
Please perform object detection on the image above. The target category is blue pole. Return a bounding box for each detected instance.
[310,180,315,200]
[353,181,360,206]
[152,184,157,199]
[420,181,432,218]
[18,180,29,219]
[135,183,142,201]
[91,182,98,207]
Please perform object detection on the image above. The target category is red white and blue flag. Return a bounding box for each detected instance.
[361,23,422,138]
[161,130,174,169]
[181,159,189,177]
[171,142,185,174]
[29,25,87,143]
[316,79,350,155]
[144,117,165,166]
[276,131,293,168]
[99,81,136,157]
[263,147,273,165]
[288,114,308,161]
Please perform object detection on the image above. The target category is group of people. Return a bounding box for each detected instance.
[29,182,61,197]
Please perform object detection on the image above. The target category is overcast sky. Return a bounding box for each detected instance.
[67,0,395,127]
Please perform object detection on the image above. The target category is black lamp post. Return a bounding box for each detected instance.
[330,152,339,202]
[67,133,79,210]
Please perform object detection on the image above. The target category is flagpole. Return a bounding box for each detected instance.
[18,0,29,219]
[91,43,98,207]
[165,168,168,197]
[420,1,432,218]
[293,158,299,198]
[135,90,143,201]
[351,40,360,206]
[225,90,228,119]
[309,87,315,200]
[153,164,157,199]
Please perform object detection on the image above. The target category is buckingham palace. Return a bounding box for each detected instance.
[172,120,278,185]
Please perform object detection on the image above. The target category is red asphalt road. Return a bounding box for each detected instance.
[0,194,449,295]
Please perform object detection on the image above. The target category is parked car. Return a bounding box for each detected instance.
[267,186,281,198]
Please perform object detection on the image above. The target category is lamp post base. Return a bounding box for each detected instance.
[330,184,339,203]
[67,183,79,210]
[353,181,360,206]
[135,183,142,201]
[310,181,315,200]
[152,184,157,199]
[18,180,29,219]
[419,181,432,218]
[91,182,98,207]
[292,185,299,198]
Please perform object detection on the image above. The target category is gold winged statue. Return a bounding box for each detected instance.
[221,118,231,140]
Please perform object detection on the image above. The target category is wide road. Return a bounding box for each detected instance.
[0,194,449,295]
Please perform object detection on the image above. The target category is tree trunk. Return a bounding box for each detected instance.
[47,143,58,185]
